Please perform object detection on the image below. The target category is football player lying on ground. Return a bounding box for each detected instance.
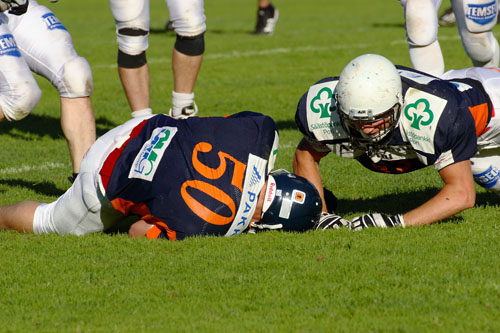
[0,112,322,240]
[294,53,500,230]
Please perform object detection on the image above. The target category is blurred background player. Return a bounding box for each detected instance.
[439,2,500,26]
[166,1,279,35]
[1,0,96,180]
[254,0,279,35]
[399,0,499,76]
[109,0,205,119]
[0,111,322,240]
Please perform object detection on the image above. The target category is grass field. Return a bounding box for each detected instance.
[1,0,500,331]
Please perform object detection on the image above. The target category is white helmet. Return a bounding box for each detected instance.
[334,54,403,145]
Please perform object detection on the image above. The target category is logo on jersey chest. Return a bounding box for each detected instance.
[129,126,177,181]
[0,34,21,57]
[466,1,497,25]
[42,13,67,31]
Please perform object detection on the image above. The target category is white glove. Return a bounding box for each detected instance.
[314,212,350,230]
[350,213,405,230]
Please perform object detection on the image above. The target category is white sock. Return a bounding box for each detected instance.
[131,108,153,118]
[171,91,195,116]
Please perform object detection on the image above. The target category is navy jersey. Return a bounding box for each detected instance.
[99,112,279,240]
[295,66,492,174]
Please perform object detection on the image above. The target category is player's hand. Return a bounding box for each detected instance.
[350,213,404,230]
[8,0,28,15]
[314,212,350,230]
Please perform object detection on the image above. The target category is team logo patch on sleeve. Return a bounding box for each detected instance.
[42,13,67,31]
[306,81,347,141]
[465,1,497,25]
[129,127,177,181]
[0,34,21,57]
[401,88,447,155]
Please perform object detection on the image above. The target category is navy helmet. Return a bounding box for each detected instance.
[253,170,322,232]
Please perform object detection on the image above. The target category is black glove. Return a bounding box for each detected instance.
[350,213,404,230]
[314,212,350,230]
[8,0,28,15]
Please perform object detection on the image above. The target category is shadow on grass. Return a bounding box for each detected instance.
[150,27,254,35]
[336,188,499,216]
[0,114,118,139]
[0,179,65,197]
[372,22,405,28]
[275,119,298,131]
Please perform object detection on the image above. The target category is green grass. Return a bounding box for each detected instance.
[1,0,500,331]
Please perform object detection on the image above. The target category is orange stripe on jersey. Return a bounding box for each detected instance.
[110,198,177,240]
[146,225,162,239]
[469,103,490,137]
[146,221,177,240]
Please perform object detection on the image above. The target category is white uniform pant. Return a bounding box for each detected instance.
[0,13,40,121]
[33,116,153,235]
[109,0,206,55]
[399,0,500,76]
[6,0,93,98]
[441,67,500,191]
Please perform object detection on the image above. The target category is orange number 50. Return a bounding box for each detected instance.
[181,142,246,225]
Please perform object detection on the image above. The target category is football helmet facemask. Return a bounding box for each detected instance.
[334,54,403,147]
[251,169,322,232]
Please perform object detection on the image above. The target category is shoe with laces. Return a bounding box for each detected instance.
[438,7,455,27]
[254,5,279,35]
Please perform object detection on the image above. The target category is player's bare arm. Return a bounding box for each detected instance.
[402,160,476,227]
[293,138,329,212]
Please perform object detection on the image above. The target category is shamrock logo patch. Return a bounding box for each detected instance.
[404,98,434,130]
[310,87,334,119]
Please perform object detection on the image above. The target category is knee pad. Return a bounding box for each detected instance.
[461,31,500,66]
[56,56,93,98]
[0,79,41,121]
[174,33,205,56]
[405,0,439,46]
[113,0,150,56]
[118,49,147,68]
[116,26,149,56]
[471,155,500,191]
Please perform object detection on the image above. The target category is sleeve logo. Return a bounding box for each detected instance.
[0,34,21,57]
[310,87,334,119]
[404,98,434,130]
[129,126,177,181]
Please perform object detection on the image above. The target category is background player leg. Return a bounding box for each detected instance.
[60,97,96,174]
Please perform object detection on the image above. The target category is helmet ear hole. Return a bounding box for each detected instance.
[256,170,323,232]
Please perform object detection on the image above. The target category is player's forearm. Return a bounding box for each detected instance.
[402,184,475,226]
[293,150,326,211]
